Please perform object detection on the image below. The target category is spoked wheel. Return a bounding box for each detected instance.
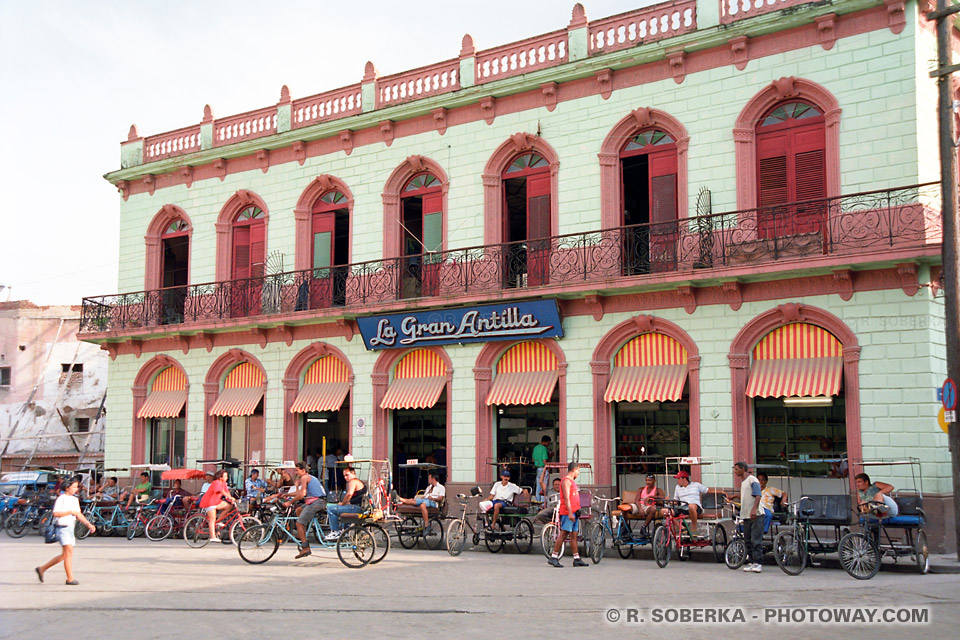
[6,512,30,538]
[229,515,261,545]
[915,530,930,575]
[652,525,672,568]
[774,530,808,576]
[485,521,505,553]
[446,520,467,557]
[74,521,91,540]
[590,524,605,564]
[712,524,728,563]
[145,515,173,541]
[183,514,210,548]
[839,532,881,580]
[237,524,279,564]
[397,517,420,549]
[513,519,533,554]
[336,524,376,568]
[540,523,564,558]
[423,518,444,551]
[725,538,747,569]
[365,523,390,564]
[127,518,146,540]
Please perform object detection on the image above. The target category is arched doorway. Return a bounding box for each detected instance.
[308,190,350,309]
[290,355,351,489]
[230,205,266,317]
[620,130,679,273]
[400,173,443,298]
[209,361,266,471]
[138,366,188,478]
[502,153,551,288]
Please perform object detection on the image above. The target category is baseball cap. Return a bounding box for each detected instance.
[500,469,511,477]
[673,470,690,479]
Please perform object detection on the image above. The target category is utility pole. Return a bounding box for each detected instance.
[928,0,960,561]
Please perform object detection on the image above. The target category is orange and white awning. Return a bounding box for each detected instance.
[138,367,187,419]
[290,356,351,413]
[381,349,447,410]
[209,362,265,417]
[485,342,559,406]
[746,323,843,398]
[604,333,688,403]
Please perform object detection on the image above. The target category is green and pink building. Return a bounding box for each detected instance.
[84,0,953,549]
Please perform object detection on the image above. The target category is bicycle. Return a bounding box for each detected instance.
[183,499,260,547]
[445,489,483,556]
[126,500,160,539]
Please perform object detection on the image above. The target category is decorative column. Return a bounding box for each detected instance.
[276,85,292,134]
[202,382,219,464]
[590,360,611,486]
[371,372,389,460]
[282,378,299,460]
[121,125,143,169]
[362,61,378,113]
[473,367,493,484]
[567,3,589,62]
[131,385,148,465]
[687,355,703,483]
[200,105,214,150]
[728,353,751,465]
[842,347,862,492]
[459,34,475,89]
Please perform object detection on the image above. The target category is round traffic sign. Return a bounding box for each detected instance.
[943,379,957,411]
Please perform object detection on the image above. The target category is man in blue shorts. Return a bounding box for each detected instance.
[547,462,588,568]
[392,470,445,522]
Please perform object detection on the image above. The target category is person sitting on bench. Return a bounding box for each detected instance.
[480,469,523,530]
[392,470,445,523]
[618,473,663,537]
[661,470,708,534]
[855,473,898,519]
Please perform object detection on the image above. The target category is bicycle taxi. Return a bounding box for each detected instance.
[772,455,873,578]
[124,463,170,539]
[394,461,447,550]
[144,467,205,541]
[651,457,728,567]
[538,455,594,559]
[588,455,663,563]
[842,457,929,577]
[722,462,790,569]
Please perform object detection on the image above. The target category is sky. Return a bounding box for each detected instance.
[0,0,651,306]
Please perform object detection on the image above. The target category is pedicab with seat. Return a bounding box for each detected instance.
[722,463,790,569]
[394,462,447,550]
[588,456,663,563]
[144,468,205,541]
[651,457,728,567]
[841,457,929,576]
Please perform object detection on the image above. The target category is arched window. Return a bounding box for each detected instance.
[160,219,190,324]
[620,130,678,273]
[502,153,551,287]
[756,101,826,239]
[231,206,266,317]
[400,173,443,298]
[309,191,350,308]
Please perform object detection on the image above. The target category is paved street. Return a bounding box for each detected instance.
[1,534,958,640]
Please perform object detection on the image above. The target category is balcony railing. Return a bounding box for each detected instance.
[80,183,941,334]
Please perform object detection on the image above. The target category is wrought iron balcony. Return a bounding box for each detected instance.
[80,183,941,335]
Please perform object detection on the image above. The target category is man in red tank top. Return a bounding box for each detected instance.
[547,462,588,568]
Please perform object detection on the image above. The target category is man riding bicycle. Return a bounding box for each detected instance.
[285,461,327,558]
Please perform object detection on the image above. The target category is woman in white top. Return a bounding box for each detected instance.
[35,476,95,586]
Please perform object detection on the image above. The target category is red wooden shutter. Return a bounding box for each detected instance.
[526,172,551,239]
[250,223,265,278]
[795,150,825,201]
[648,150,678,225]
[232,226,251,280]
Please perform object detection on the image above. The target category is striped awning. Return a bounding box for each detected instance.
[381,349,448,410]
[485,342,559,406]
[138,366,187,419]
[746,357,843,398]
[210,362,265,416]
[747,324,844,398]
[485,370,559,406]
[291,382,350,413]
[291,356,351,413]
[209,387,265,416]
[604,365,687,403]
[138,391,187,419]
[381,376,447,410]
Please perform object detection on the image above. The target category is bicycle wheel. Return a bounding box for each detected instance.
[915,530,929,574]
[774,529,808,576]
[514,518,533,554]
[446,519,467,556]
[127,517,146,540]
[711,524,728,563]
[145,515,173,541]
[336,525,375,568]
[652,525,671,568]
[6,511,30,538]
[590,524,605,564]
[183,514,210,548]
[229,515,261,545]
[838,532,880,580]
[397,517,420,549]
[423,518,444,551]
[485,521,505,553]
[540,523,565,558]
[725,538,747,569]
[365,523,390,564]
[237,524,279,565]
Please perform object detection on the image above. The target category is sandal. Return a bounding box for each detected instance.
[35,567,43,583]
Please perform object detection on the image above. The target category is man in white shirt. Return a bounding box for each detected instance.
[662,470,708,533]
[480,469,524,530]
[733,461,764,573]
[392,470,446,522]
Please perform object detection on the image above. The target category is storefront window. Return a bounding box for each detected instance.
[615,400,689,481]
[496,390,558,488]
[754,397,846,478]
[149,417,185,475]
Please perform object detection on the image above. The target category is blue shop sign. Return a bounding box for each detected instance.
[356,300,564,350]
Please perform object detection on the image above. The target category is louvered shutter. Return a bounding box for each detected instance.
[250,224,265,278]
[232,226,251,280]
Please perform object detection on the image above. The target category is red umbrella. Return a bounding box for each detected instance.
[161,468,206,480]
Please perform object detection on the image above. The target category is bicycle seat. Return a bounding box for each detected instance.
[801,508,815,517]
